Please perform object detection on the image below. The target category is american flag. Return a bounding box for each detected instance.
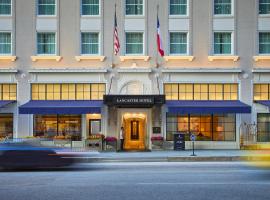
[114,9,120,55]
[157,16,164,57]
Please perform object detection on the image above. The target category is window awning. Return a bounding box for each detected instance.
[0,100,16,108]
[19,100,103,114]
[255,101,270,109]
[166,100,251,114]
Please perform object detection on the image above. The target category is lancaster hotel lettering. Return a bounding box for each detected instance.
[116,97,154,104]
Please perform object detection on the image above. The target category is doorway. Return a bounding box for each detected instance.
[122,113,146,150]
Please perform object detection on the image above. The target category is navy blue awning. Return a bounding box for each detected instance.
[19,100,103,114]
[255,101,270,109]
[167,100,251,114]
[0,100,16,108]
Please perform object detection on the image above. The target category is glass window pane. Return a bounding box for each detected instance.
[0,32,11,54]
[38,0,55,15]
[214,0,231,15]
[214,32,232,54]
[259,32,270,54]
[170,32,187,54]
[170,0,187,15]
[81,32,99,54]
[0,114,13,138]
[82,0,99,15]
[259,0,270,15]
[37,33,56,55]
[126,32,143,54]
[0,0,11,15]
[126,0,143,15]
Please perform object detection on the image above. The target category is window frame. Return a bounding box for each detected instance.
[125,31,145,55]
[36,32,57,55]
[81,0,101,16]
[258,32,270,55]
[169,0,189,17]
[37,0,57,16]
[125,0,145,17]
[169,31,189,55]
[0,31,12,55]
[0,83,17,101]
[0,0,12,16]
[80,32,100,55]
[213,0,234,16]
[259,0,270,16]
[213,31,233,55]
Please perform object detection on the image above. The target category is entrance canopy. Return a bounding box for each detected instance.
[167,100,251,114]
[19,100,103,114]
[0,100,16,108]
[255,101,270,109]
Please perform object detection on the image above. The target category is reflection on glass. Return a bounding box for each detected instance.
[0,114,13,138]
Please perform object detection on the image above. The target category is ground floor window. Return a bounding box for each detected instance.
[166,113,236,141]
[34,115,82,140]
[0,114,13,139]
[257,114,270,142]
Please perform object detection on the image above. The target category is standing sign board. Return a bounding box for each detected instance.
[174,133,185,151]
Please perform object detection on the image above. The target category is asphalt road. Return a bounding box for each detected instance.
[0,162,270,200]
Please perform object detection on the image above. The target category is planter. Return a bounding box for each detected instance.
[53,139,72,147]
[151,140,164,150]
[105,140,117,151]
[85,139,104,151]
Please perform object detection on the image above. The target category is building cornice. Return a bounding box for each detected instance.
[161,68,242,73]
[28,68,108,73]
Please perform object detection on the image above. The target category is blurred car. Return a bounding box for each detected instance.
[0,140,75,170]
[245,144,270,169]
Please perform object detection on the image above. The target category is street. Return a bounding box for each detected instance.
[0,162,270,200]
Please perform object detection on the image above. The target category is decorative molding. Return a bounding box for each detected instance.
[28,68,108,73]
[164,56,194,62]
[119,56,150,62]
[162,68,242,73]
[31,56,62,62]
[0,69,18,73]
[253,56,270,62]
[0,56,17,62]
[118,67,152,73]
[208,56,239,62]
[75,56,106,62]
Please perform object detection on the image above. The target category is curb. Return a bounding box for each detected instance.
[70,156,250,163]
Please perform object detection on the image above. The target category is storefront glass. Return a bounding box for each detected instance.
[34,115,81,140]
[166,114,236,141]
[257,114,270,142]
[0,114,13,139]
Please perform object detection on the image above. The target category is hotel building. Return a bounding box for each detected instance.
[0,0,270,150]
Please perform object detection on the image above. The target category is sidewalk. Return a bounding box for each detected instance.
[58,150,261,163]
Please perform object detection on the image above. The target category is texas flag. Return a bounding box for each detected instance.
[157,16,164,57]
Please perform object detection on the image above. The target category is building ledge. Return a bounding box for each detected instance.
[0,68,18,73]
[252,68,270,73]
[162,68,242,73]
[31,56,62,62]
[75,56,106,62]
[253,56,270,62]
[119,56,150,62]
[164,56,194,62]
[28,68,107,73]
[0,56,17,62]
[208,55,239,62]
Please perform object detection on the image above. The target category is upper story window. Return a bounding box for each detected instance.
[259,32,270,54]
[81,0,99,16]
[125,32,143,55]
[214,0,232,15]
[164,83,238,101]
[31,83,105,100]
[214,32,232,55]
[170,0,187,15]
[38,0,56,16]
[126,0,143,16]
[0,0,11,15]
[170,32,187,55]
[254,84,270,100]
[37,32,56,55]
[259,0,270,15]
[0,32,11,55]
[0,84,16,100]
[81,32,99,55]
